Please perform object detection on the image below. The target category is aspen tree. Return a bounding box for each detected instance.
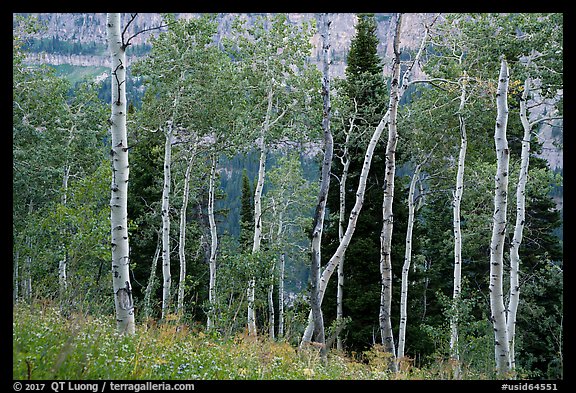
[489,57,511,375]
[450,71,468,378]
[248,132,267,336]
[107,12,135,334]
[207,153,219,330]
[301,12,433,346]
[336,111,354,351]
[177,144,197,317]
[278,252,286,338]
[144,231,161,320]
[160,121,173,320]
[308,12,332,360]
[379,14,403,368]
[58,165,70,302]
[263,152,316,339]
[507,55,563,370]
[228,14,315,337]
[397,149,432,362]
[507,77,531,373]
[13,251,19,304]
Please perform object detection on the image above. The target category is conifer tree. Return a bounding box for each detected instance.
[239,169,254,252]
[322,12,388,352]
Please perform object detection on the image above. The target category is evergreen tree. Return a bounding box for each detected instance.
[322,13,391,352]
[344,13,387,116]
[239,168,254,252]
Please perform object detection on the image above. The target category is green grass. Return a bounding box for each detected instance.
[13,302,499,380]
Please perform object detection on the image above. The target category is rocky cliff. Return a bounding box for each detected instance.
[16,12,434,78]
[15,12,562,176]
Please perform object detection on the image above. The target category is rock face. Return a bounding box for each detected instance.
[16,12,434,78]
[15,12,563,180]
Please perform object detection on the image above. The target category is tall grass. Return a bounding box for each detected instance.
[13,301,499,380]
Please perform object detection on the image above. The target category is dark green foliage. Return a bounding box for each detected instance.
[217,151,261,239]
[516,263,563,379]
[239,169,255,252]
[346,14,383,80]
[322,13,406,353]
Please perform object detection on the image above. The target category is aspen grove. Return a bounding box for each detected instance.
[13,12,563,380]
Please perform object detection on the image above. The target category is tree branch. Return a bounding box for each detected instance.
[121,13,173,50]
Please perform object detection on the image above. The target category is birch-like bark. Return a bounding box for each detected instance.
[507,77,531,372]
[59,165,70,302]
[107,12,135,334]
[278,252,285,338]
[397,163,422,360]
[308,12,331,359]
[13,250,19,303]
[23,201,33,304]
[300,12,430,347]
[22,200,34,303]
[268,263,275,339]
[144,231,161,320]
[300,109,390,347]
[24,239,32,303]
[177,148,196,317]
[489,58,511,375]
[266,198,280,339]
[379,13,403,369]
[248,139,266,337]
[207,153,219,331]
[450,71,468,378]
[248,81,281,336]
[336,108,354,351]
[59,118,77,302]
[246,275,256,337]
[160,122,173,320]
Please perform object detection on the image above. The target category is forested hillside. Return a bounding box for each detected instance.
[13,12,563,381]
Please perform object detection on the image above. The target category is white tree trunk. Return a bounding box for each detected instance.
[23,225,33,304]
[300,110,390,346]
[14,250,19,303]
[22,200,34,304]
[161,122,173,320]
[336,112,353,351]
[59,165,70,302]
[397,163,422,360]
[144,231,161,320]
[489,58,511,374]
[24,249,32,303]
[177,149,195,317]
[58,252,68,303]
[379,13,403,368]
[300,12,430,347]
[246,277,256,336]
[308,12,331,359]
[248,141,266,337]
[207,154,219,331]
[507,77,531,372]
[59,118,76,303]
[266,200,282,340]
[248,84,278,337]
[450,72,468,378]
[107,12,135,334]
[268,264,275,339]
[278,252,285,338]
